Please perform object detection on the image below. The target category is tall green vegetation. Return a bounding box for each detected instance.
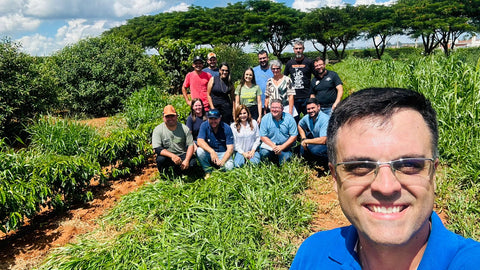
[39,160,315,269]
[52,35,157,116]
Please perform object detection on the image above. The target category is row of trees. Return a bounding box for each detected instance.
[106,0,480,59]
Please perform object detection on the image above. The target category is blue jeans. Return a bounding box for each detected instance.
[320,107,332,116]
[259,147,293,165]
[300,144,327,160]
[196,147,234,173]
[233,151,261,167]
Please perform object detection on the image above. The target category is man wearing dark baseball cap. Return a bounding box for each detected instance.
[182,56,212,112]
[196,108,234,178]
[151,105,197,175]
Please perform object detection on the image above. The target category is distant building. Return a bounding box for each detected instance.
[455,36,480,48]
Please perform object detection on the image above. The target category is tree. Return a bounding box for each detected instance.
[244,0,301,58]
[432,1,475,55]
[52,35,156,116]
[302,5,362,61]
[205,3,249,48]
[301,9,330,60]
[361,5,402,59]
[152,38,196,94]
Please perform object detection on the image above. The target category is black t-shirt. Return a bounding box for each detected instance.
[310,70,343,107]
[283,57,314,99]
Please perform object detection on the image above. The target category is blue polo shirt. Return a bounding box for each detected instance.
[253,65,273,108]
[260,112,298,146]
[197,121,234,153]
[290,212,480,269]
[298,112,329,139]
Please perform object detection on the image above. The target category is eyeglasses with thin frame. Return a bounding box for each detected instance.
[334,158,435,183]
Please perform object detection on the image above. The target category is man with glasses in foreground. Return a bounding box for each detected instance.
[290,88,480,269]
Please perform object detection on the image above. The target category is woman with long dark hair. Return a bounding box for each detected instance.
[186,98,206,141]
[235,67,262,123]
[230,105,261,167]
[207,62,234,123]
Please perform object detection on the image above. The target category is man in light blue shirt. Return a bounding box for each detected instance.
[260,99,298,165]
[291,88,480,269]
[297,98,329,165]
[252,50,273,113]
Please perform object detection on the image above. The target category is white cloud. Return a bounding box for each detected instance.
[24,0,170,19]
[292,0,344,11]
[167,2,189,12]
[0,13,41,33]
[17,34,58,56]
[55,19,123,46]
[17,19,123,55]
[0,0,24,14]
[113,0,167,17]
[355,0,396,5]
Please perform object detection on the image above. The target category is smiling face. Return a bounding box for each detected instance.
[244,69,253,83]
[258,52,269,69]
[306,102,320,118]
[271,65,281,77]
[192,60,203,72]
[238,108,249,122]
[207,57,217,69]
[163,114,178,128]
[208,117,221,129]
[220,65,229,79]
[270,101,283,120]
[193,100,203,116]
[331,109,436,247]
[314,59,325,74]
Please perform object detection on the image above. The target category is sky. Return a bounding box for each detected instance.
[1,0,394,56]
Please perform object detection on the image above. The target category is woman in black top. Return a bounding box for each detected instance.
[207,62,234,124]
[186,98,206,142]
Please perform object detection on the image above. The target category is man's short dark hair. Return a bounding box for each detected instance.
[306,98,319,106]
[314,56,325,63]
[326,88,438,164]
[258,50,268,56]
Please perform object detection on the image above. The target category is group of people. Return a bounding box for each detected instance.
[154,42,480,268]
[173,40,343,176]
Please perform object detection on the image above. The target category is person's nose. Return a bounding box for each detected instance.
[370,165,402,196]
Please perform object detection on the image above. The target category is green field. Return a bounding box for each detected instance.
[1,50,479,269]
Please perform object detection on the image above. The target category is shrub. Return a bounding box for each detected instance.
[123,85,189,132]
[0,39,58,140]
[52,35,156,116]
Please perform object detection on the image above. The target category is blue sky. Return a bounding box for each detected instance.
[0,0,393,56]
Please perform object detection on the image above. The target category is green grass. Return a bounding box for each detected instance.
[39,159,316,269]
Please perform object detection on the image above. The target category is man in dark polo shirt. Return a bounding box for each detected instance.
[196,109,234,178]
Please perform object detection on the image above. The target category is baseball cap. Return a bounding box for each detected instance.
[207,109,221,119]
[207,52,216,59]
[193,56,203,63]
[163,105,177,116]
